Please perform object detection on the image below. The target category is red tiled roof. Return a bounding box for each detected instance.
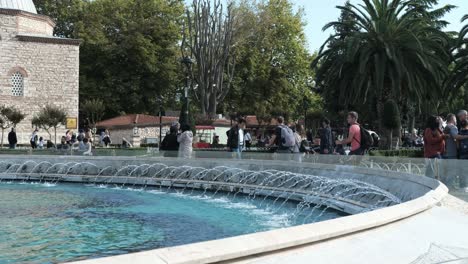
[211,116,279,127]
[97,114,178,128]
[244,115,279,127]
[212,119,231,126]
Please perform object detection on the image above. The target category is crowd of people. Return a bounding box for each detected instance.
[423,110,468,160]
[4,109,468,162]
[224,112,373,158]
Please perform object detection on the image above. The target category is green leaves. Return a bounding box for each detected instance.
[37,0,185,118]
[31,105,67,129]
[225,0,317,122]
[313,0,451,125]
[0,106,25,129]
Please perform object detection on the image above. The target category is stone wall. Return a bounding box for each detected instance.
[0,12,79,145]
[106,125,171,146]
[17,15,54,36]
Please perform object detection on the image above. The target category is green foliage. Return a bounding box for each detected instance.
[0,106,25,147]
[77,0,184,117]
[32,105,67,144]
[448,15,468,100]
[382,100,401,130]
[81,99,105,128]
[34,0,86,38]
[225,0,318,122]
[313,0,451,129]
[37,0,185,118]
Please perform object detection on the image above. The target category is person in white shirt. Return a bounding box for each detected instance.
[178,124,193,159]
[226,118,246,159]
[244,131,252,150]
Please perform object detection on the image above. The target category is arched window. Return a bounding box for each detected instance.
[11,72,24,97]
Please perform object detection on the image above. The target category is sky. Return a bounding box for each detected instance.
[293,0,468,52]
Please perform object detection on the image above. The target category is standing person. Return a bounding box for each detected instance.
[458,119,468,189]
[227,118,247,158]
[177,124,193,158]
[457,110,467,130]
[423,115,446,159]
[8,128,17,149]
[424,115,448,180]
[335,112,363,155]
[30,129,38,149]
[161,125,179,157]
[244,130,252,150]
[84,128,92,144]
[65,130,72,144]
[38,137,45,149]
[102,130,111,147]
[320,118,333,154]
[268,116,296,153]
[444,114,468,159]
[459,120,468,160]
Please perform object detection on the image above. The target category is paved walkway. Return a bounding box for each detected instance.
[228,195,468,264]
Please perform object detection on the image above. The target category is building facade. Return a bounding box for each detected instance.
[0,1,80,144]
[97,114,179,147]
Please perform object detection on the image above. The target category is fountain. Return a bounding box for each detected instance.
[0,155,447,264]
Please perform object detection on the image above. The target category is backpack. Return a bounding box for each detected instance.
[279,125,296,147]
[359,126,374,150]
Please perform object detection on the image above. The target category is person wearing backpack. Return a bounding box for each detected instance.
[335,111,364,155]
[268,116,296,153]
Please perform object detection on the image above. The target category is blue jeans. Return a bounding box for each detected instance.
[231,147,242,159]
[9,144,16,149]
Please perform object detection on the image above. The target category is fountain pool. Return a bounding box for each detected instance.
[0,155,446,264]
[0,181,344,264]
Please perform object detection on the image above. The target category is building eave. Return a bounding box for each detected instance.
[0,8,56,28]
[16,34,81,46]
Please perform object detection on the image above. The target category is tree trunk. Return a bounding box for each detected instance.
[208,93,217,119]
[54,128,57,147]
[394,126,401,150]
[1,128,4,148]
[387,129,393,150]
[376,98,386,148]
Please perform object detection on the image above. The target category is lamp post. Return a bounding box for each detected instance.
[156,96,163,147]
[180,56,193,125]
[303,97,309,130]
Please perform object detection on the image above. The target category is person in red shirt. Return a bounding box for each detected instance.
[336,111,363,155]
[423,115,446,159]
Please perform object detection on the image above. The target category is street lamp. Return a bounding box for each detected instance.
[303,97,309,130]
[156,95,163,147]
[180,56,193,125]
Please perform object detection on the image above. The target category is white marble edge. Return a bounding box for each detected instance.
[65,181,448,264]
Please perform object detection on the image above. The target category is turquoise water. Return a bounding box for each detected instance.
[0,182,343,264]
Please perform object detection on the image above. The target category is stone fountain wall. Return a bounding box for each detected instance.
[0,155,442,215]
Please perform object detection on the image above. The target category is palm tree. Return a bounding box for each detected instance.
[449,15,468,95]
[313,0,450,140]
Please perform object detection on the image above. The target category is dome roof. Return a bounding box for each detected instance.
[0,0,37,14]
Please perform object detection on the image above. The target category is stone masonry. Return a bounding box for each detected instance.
[0,9,80,144]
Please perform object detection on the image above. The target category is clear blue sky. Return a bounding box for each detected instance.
[294,0,467,52]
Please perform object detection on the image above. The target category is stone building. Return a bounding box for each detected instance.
[0,0,79,144]
[97,114,179,147]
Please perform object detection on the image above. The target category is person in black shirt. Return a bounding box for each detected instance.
[160,125,179,157]
[8,128,17,149]
[320,118,333,154]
